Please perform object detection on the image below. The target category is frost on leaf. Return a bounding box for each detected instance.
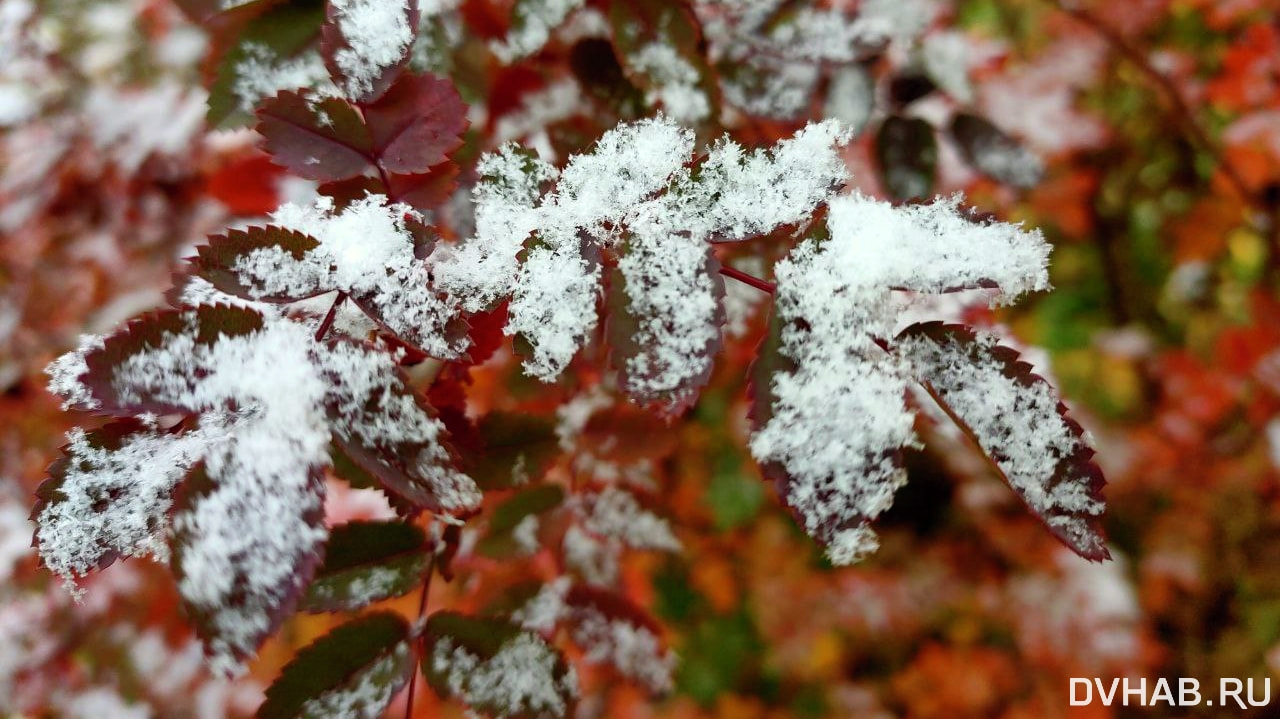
[894,323,1109,561]
[300,520,431,612]
[749,193,1055,565]
[257,612,416,719]
[321,338,481,515]
[322,0,418,103]
[32,419,231,582]
[424,611,578,719]
[478,484,565,558]
[573,486,680,552]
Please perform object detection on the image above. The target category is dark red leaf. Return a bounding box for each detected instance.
[894,322,1109,561]
[257,91,374,181]
[362,73,469,175]
[192,225,325,302]
[321,0,419,104]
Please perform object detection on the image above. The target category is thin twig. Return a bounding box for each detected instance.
[403,552,437,719]
[719,265,777,294]
[314,291,347,341]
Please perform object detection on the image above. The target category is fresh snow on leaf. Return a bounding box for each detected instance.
[33,419,233,582]
[574,486,680,552]
[428,619,578,718]
[433,144,558,312]
[750,192,1054,564]
[569,603,674,694]
[895,324,1108,560]
[491,0,584,63]
[627,43,710,122]
[327,0,415,101]
[612,227,723,414]
[232,46,333,117]
[457,116,849,385]
[259,195,468,358]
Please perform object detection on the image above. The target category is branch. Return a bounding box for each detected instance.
[314,291,348,341]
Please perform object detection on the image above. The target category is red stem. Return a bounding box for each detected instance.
[403,548,437,719]
[314,291,347,341]
[719,265,776,294]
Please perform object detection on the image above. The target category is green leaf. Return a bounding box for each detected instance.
[257,612,416,719]
[300,521,431,612]
[468,412,560,491]
[875,115,937,202]
[207,0,326,128]
[192,226,325,302]
[422,611,578,719]
[477,484,565,558]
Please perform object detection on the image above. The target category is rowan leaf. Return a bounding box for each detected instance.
[32,420,211,579]
[257,612,416,719]
[562,584,675,694]
[423,611,578,719]
[172,456,328,674]
[56,305,266,416]
[192,226,326,302]
[477,484,565,558]
[607,231,725,418]
[206,0,326,128]
[300,520,431,612]
[321,0,419,104]
[875,115,937,202]
[894,322,1109,561]
[257,91,374,181]
[468,412,560,491]
[949,113,1045,189]
[362,73,468,174]
[609,0,717,123]
[322,339,482,517]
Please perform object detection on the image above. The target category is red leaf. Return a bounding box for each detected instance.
[257,91,374,181]
[206,154,282,215]
[895,322,1109,561]
[191,225,325,302]
[75,305,266,416]
[362,73,469,175]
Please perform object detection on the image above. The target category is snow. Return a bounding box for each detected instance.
[897,328,1104,545]
[922,31,974,104]
[628,43,711,122]
[577,487,680,552]
[33,420,233,583]
[749,192,1054,564]
[512,577,571,634]
[231,45,333,116]
[569,607,675,693]
[329,0,414,99]
[459,116,849,382]
[252,195,469,359]
[431,632,578,717]
[616,225,719,406]
[491,0,584,63]
[823,65,874,136]
[42,302,480,670]
[0,492,32,583]
[298,642,411,719]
